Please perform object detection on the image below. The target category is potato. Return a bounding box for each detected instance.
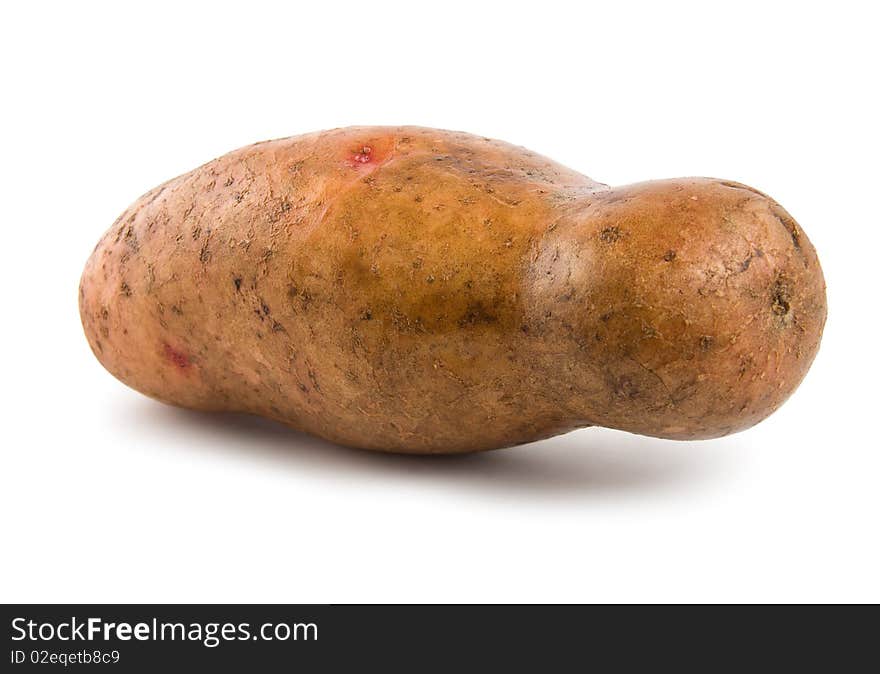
[79,127,826,453]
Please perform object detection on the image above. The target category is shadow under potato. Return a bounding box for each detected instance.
[124,400,730,498]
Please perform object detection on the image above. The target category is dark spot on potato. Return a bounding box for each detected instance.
[120,281,132,297]
[663,250,677,262]
[699,335,714,351]
[600,226,622,243]
[233,277,242,291]
[308,369,321,393]
[740,248,765,272]
[458,302,497,328]
[771,204,802,251]
[269,199,292,222]
[771,278,791,316]
[613,375,639,399]
[123,226,139,253]
[361,309,373,320]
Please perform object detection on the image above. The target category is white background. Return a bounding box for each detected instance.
[2,1,877,603]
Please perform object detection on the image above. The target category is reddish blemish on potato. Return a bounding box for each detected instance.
[354,146,372,163]
[342,138,396,170]
[345,145,373,167]
[163,342,190,369]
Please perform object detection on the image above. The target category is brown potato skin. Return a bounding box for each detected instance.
[79,127,826,453]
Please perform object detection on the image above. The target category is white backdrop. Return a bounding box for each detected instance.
[2,0,877,603]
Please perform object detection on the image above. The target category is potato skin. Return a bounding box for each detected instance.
[79,127,826,453]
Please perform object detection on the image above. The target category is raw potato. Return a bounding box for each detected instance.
[79,127,826,453]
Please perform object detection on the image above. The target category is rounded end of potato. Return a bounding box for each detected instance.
[527,177,827,440]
